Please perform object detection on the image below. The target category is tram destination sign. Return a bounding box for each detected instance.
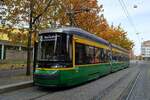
[39,34,60,41]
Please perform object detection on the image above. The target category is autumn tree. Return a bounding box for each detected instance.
[3,0,61,75]
[57,0,104,33]
[57,0,133,50]
[2,0,134,76]
[99,24,134,50]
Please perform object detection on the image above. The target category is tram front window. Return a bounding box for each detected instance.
[37,33,72,68]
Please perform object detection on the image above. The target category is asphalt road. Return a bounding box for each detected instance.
[126,61,150,100]
[0,61,146,100]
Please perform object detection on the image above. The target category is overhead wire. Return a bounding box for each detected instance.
[118,0,141,38]
[118,0,141,55]
[118,0,138,34]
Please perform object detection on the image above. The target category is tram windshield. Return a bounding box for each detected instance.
[37,33,72,68]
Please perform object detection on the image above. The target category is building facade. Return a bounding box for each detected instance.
[0,40,31,61]
[141,40,150,61]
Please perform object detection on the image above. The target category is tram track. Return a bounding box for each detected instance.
[116,71,141,100]
[122,62,150,100]
[30,70,133,100]
[29,92,51,100]
[118,62,144,100]
[31,66,137,100]
[125,71,141,100]
[91,62,141,100]
[92,71,132,100]
[28,87,65,100]
[25,68,134,100]
[25,86,63,100]
[91,66,139,100]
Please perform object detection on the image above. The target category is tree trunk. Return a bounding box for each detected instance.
[26,30,32,75]
[26,0,33,76]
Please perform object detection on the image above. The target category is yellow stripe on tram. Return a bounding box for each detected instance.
[112,48,128,55]
[35,62,125,71]
[76,62,110,67]
[36,68,74,71]
[74,35,109,50]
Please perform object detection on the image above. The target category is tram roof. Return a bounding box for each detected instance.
[39,27,128,52]
[112,44,128,53]
[39,27,109,45]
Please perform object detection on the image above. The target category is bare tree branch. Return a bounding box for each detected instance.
[32,0,53,25]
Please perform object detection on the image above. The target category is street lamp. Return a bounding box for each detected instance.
[133,5,138,8]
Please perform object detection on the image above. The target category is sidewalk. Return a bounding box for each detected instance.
[0,74,32,86]
[0,73,33,94]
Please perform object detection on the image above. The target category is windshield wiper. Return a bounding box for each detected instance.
[53,34,57,55]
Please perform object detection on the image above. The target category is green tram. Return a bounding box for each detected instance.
[33,27,129,87]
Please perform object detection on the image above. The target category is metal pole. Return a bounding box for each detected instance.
[1,44,4,60]
[67,11,75,26]
[67,8,90,27]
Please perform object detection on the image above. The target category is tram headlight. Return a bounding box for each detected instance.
[36,64,39,68]
[51,65,64,68]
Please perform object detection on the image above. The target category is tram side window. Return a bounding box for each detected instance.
[100,48,104,62]
[112,52,129,62]
[123,55,128,62]
[115,53,122,62]
[99,48,109,63]
[112,51,118,61]
[105,50,110,62]
[95,48,101,63]
[85,46,95,64]
[75,43,86,65]
[118,53,123,62]
[75,43,110,65]
[119,56,121,61]
[116,54,119,61]
[122,55,125,61]
[75,43,97,65]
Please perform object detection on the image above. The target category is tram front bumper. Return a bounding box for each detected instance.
[33,70,60,87]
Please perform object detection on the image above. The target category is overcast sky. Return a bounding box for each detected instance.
[99,0,150,55]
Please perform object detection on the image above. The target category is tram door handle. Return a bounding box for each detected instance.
[75,67,79,72]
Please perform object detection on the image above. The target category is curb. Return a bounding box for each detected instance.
[0,80,33,94]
